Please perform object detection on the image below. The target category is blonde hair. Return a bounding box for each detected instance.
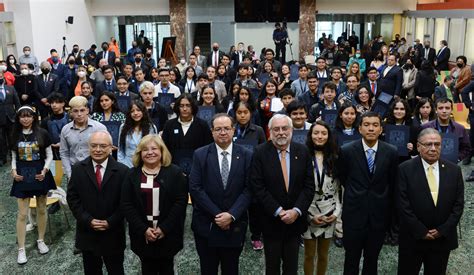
[139,81,155,94]
[132,134,172,167]
[68,96,88,109]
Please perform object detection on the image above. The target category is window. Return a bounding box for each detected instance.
[465,19,474,64]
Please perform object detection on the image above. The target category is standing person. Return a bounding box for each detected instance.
[290,65,309,98]
[398,128,464,275]
[414,60,437,101]
[338,112,398,275]
[90,91,126,123]
[118,100,157,168]
[59,96,107,180]
[303,121,341,275]
[40,93,69,160]
[189,114,252,275]
[412,98,436,128]
[67,131,128,274]
[121,135,188,275]
[0,70,20,165]
[435,40,451,72]
[206,42,226,68]
[10,106,56,264]
[258,79,279,137]
[36,61,60,119]
[18,46,39,73]
[379,54,403,98]
[250,114,315,275]
[15,63,39,106]
[273,23,288,63]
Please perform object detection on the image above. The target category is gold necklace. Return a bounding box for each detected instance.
[142,166,160,177]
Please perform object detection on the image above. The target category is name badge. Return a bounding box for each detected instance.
[174,129,179,134]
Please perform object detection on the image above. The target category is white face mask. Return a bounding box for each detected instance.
[9,59,15,65]
[0,65,6,72]
[180,59,186,65]
[21,69,29,75]
[77,71,86,78]
[24,51,31,56]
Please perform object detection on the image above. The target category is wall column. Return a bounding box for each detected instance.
[169,0,186,62]
[299,0,316,59]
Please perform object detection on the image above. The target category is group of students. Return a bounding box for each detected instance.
[1,37,470,275]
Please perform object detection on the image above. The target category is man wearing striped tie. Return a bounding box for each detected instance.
[397,128,464,275]
[337,112,399,275]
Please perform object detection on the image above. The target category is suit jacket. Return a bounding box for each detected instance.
[36,73,60,98]
[189,143,252,245]
[398,156,464,251]
[121,165,188,258]
[421,47,436,67]
[436,47,451,71]
[250,141,315,239]
[361,79,381,97]
[338,140,398,231]
[66,156,129,255]
[96,50,116,66]
[434,84,449,101]
[95,79,118,97]
[196,54,207,69]
[231,51,249,69]
[0,85,20,125]
[378,65,403,96]
[207,50,226,67]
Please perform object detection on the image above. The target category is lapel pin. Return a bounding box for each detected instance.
[295,156,298,160]
[236,156,240,159]
[441,164,445,168]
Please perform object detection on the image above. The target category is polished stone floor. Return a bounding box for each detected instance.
[0,161,472,275]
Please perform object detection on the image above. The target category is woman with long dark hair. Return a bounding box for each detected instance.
[303,120,341,275]
[178,66,197,94]
[90,91,126,123]
[10,106,56,264]
[197,86,225,113]
[258,79,279,137]
[412,97,436,127]
[334,102,361,147]
[6,54,21,76]
[118,100,157,168]
[354,86,374,114]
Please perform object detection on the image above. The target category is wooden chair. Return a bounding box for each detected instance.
[29,160,70,244]
[452,103,470,130]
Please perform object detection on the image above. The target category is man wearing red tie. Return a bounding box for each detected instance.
[363,67,380,97]
[207,42,225,68]
[67,131,129,274]
[398,128,464,274]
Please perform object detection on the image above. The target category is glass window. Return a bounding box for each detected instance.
[416,18,425,42]
[448,19,465,62]
[464,19,474,64]
[434,18,446,52]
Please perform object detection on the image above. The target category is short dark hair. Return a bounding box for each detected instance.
[359,111,382,124]
[50,49,57,54]
[265,48,275,56]
[316,56,326,62]
[440,40,448,46]
[298,64,309,71]
[134,67,144,75]
[307,72,318,80]
[211,113,235,129]
[330,66,342,75]
[435,97,453,108]
[366,66,378,74]
[102,65,113,73]
[158,68,170,74]
[47,92,66,104]
[286,100,307,115]
[323,81,337,92]
[197,73,209,81]
[279,88,295,98]
[101,42,108,48]
[173,93,199,116]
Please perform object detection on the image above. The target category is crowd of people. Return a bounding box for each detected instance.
[0,28,470,275]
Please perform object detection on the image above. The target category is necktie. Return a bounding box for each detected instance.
[214,52,218,67]
[0,86,5,101]
[427,165,438,206]
[280,150,289,192]
[425,49,428,59]
[367,149,375,174]
[95,164,102,190]
[221,151,229,189]
[371,82,376,95]
[107,81,112,91]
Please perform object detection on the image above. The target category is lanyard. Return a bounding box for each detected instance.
[187,79,194,93]
[436,120,449,134]
[236,125,247,139]
[313,156,326,192]
[299,79,307,93]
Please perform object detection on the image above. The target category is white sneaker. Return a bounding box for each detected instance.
[17,248,27,264]
[37,240,49,254]
[26,223,35,232]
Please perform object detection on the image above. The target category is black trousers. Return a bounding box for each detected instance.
[194,234,243,275]
[398,247,450,275]
[140,256,174,275]
[0,123,12,162]
[248,202,263,241]
[263,235,300,275]
[469,113,474,156]
[275,43,287,63]
[343,228,385,275]
[82,250,124,275]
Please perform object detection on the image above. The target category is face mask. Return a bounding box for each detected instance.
[68,60,75,65]
[0,78,3,85]
[146,53,152,58]
[115,62,121,67]
[52,57,59,63]
[405,64,413,69]
[80,53,85,58]
[24,51,30,56]
[77,71,86,78]
[73,48,79,53]
[457,63,463,68]
[135,57,141,63]
[21,69,29,75]
[213,47,219,51]
[102,46,108,51]
[180,59,186,65]
[424,45,430,49]
[41,68,50,74]
[355,53,361,58]
[0,65,6,72]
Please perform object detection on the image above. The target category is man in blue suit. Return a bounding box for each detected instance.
[379,54,403,98]
[189,113,252,275]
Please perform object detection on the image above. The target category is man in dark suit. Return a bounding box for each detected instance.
[435,40,451,72]
[338,112,398,275]
[67,131,129,275]
[189,113,252,275]
[362,67,381,97]
[36,61,60,118]
[231,42,248,69]
[94,65,117,96]
[250,114,315,275]
[379,54,403,97]
[0,70,20,165]
[421,40,436,67]
[398,128,464,274]
[96,42,116,66]
[207,42,226,68]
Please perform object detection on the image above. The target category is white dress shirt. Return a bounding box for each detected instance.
[92,157,109,180]
[216,143,233,171]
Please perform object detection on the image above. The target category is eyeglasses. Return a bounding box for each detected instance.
[418,142,441,149]
[89,144,111,150]
[271,126,290,133]
[213,127,233,133]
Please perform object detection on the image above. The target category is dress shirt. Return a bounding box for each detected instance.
[362,139,379,168]
[383,65,393,77]
[216,143,233,172]
[178,117,193,135]
[92,157,109,180]
[274,146,302,217]
[421,158,440,190]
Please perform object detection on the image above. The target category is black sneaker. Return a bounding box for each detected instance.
[48,202,60,214]
[334,237,343,248]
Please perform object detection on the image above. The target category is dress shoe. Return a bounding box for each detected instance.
[334,237,343,248]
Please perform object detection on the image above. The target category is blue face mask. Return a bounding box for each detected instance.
[355,53,361,58]
[52,57,59,63]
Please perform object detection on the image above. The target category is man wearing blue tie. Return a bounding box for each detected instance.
[189,113,252,275]
[94,65,117,96]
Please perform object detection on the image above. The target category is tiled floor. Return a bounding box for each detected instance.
[0,162,472,274]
